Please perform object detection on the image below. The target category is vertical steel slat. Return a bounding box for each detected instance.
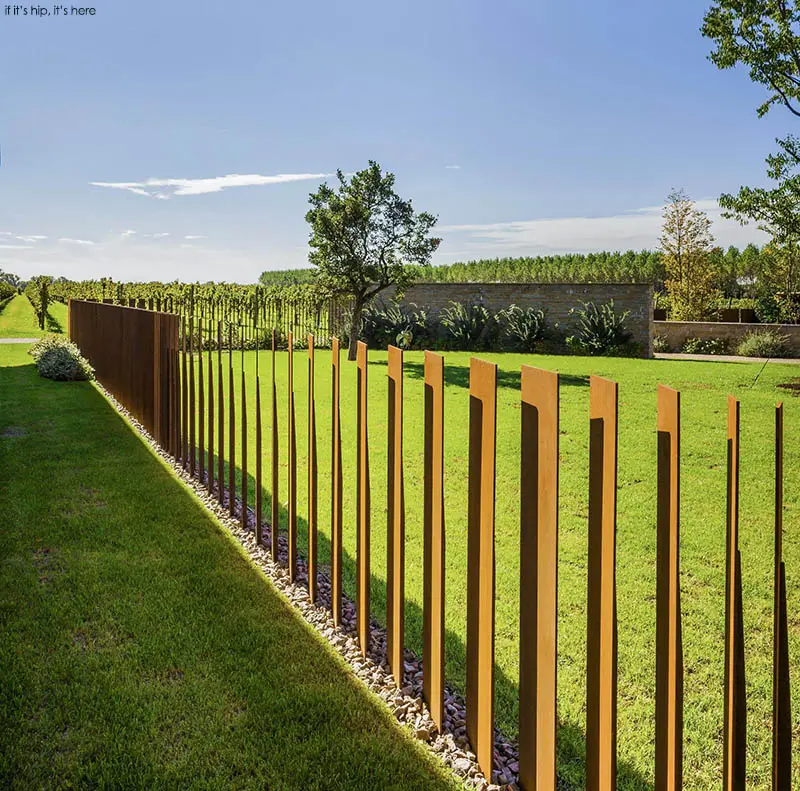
[288,332,298,581]
[181,317,188,469]
[656,385,683,791]
[189,316,196,477]
[218,320,225,506]
[586,375,618,791]
[229,325,236,517]
[255,341,263,546]
[271,329,280,561]
[331,337,343,625]
[198,319,205,482]
[772,402,791,790]
[207,318,214,493]
[356,341,371,656]
[241,329,248,531]
[724,396,746,791]
[466,357,497,780]
[519,365,559,791]
[423,351,445,733]
[308,334,318,603]
[387,345,405,687]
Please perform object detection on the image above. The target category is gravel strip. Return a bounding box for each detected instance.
[95,380,574,791]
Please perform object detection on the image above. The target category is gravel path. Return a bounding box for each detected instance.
[0,337,38,344]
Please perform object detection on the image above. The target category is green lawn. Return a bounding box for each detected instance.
[0,344,459,791]
[0,293,68,337]
[194,347,800,789]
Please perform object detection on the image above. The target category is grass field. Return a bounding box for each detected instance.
[0,344,459,791]
[189,347,800,789]
[0,293,68,337]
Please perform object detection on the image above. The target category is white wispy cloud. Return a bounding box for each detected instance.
[0,244,33,250]
[445,164,462,170]
[90,172,330,199]
[184,235,207,240]
[152,232,170,238]
[15,235,47,242]
[120,229,137,238]
[436,199,769,258]
[59,237,96,245]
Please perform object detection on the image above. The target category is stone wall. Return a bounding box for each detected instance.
[381,282,654,355]
[654,320,800,356]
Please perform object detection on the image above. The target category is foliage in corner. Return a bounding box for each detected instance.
[305,161,441,360]
[359,300,433,350]
[439,301,499,351]
[736,329,791,357]
[497,304,548,352]
[681,337,730,355]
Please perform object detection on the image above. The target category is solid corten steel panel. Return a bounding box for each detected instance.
[153,313,163,445]
[189,317,196,477]
[724,396,746,791]
[271,330,280,561]
[656,385,683,791]
[586,375,618,791]
[773,403,790,790]
[228,325,236,517]
[308,334,318,602]
[356,341,371,656]
[331,337,343,625]
[519,365,559,791]
[182,318,188,469]
[466,357,497,780]
[207,320,214,493]
[387,345,405,687]
[423,351,445,732]
[217,321,225,506]
[288,332,298,581]
[241,332,248,531]
[255,344,263,546]
[198,320,205,482]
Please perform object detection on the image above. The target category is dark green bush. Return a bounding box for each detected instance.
[652,335,671,353]
[359,300,432,350]
[565,300,633,356]
[29,336,94,381]
[497,305,547,352]
[439,301,499,351]
[736,330,791,358]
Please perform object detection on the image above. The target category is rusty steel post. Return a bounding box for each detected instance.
[189,316,196,477]
[356,341,371,656]
[241,328,248,532]
[228,324,236,517]
[308,334,318,602]
[724,396,746,791]
[519,365,559,791]
[288,332,298,581]
[271,329,280,561]
[466,357,497,780]
[181,317,188,469]
[656,385,683,791]
[387,345,405,687]
[773,402,791,790]
[255,335,263,546]
[207,318,214,493]
[217,320,225,506]
[331,337,343,625]
[586,375,618,791]
[198,319,205,482]
[423,351,445,732]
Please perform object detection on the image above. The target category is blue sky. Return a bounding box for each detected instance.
[0,0,785,282]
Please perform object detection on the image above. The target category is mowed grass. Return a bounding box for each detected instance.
[194,347,800,789]
[0,293,67,337]
[0,344,460,791]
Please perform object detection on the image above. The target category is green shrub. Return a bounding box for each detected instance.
[497,305,547,352]
[360,300,432,350]
[565,300,633,356]
[29,336,94,381]
[652,335,671,353]
[440,301,499,351]
[736,330,791,358]
[681,337,729,355]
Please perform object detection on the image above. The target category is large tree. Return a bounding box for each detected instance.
[659,190,719,320]
[703,0,800,285]
[306,161,441,360]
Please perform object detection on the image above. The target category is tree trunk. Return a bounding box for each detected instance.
[347,295,364,361]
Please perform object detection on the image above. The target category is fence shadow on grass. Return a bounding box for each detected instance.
[207,446,652,791]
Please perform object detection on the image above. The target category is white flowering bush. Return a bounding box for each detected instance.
[29,335,94,381]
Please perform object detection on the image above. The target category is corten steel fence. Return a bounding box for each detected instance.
[69,299,794,791]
